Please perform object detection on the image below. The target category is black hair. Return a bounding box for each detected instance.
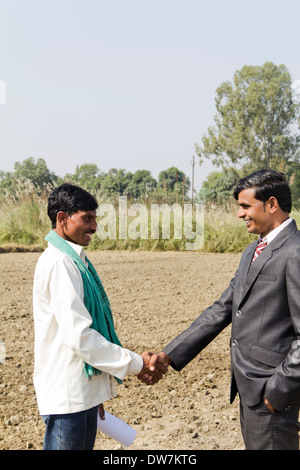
[47,183,98,228]
[233,169,291,213]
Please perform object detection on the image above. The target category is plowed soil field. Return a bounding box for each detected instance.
[0,250,244,450]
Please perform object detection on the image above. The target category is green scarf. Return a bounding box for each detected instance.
[45,230,122,383]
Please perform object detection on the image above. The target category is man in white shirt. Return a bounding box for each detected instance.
[33,183,165,450]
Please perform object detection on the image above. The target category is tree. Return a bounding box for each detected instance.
[0,170,16,197]
[64,163,104,194]
[158,167,190,196]
[125,170,157,199]
[0,158,59,196]
[100,168,133,199]
[198,168,240,203]
[14,157,58,190]
[195,62,300,172]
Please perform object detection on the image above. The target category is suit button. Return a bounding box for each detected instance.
[232,339,238,346]
[236,310,242,317]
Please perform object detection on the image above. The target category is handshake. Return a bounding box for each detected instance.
[137,351,171,385]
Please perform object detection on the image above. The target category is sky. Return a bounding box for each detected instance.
[0,0,299,193]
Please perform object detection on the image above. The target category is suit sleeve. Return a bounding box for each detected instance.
[163,273,236,371]
[264,248,300,411]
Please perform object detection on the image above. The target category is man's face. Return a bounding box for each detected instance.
[237,188,275,238]
[60,210,97,246]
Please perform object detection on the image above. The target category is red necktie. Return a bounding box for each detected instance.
[252,237,268,263]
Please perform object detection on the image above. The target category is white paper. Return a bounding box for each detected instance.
[97,410,137,447]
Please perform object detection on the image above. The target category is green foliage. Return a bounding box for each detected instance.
[198,168,240,203]
[0,158,59,198]
[0,182,262,254]
[195,62,300,172]
[125,170,157,200]
[0,188,50,249]
[99,168,133,199]
[290,170,300,205]
[0,159,194,250]
[0,159,191,207]
[202,203,257,252]
[158,167,190,197]
[13,157,58,192]
[64,163,105,194]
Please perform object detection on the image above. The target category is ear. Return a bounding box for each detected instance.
[56,211,69,226]
[268,196,279,214]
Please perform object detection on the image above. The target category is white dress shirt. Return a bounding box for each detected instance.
[33,240,143,415]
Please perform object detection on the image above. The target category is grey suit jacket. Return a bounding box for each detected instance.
[163,220,300,412]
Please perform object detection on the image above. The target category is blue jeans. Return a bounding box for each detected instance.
[41,406,98,450]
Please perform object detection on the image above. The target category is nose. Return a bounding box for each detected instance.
[91,218,97,232]
[237,206,245,219]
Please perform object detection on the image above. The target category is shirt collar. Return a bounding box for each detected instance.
[260,217,293,244]
[65,239,88,265]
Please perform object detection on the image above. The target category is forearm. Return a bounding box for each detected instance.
[76,327,144,379]
[163,276,235,371]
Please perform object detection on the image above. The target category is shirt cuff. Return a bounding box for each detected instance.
[126,350,144,375]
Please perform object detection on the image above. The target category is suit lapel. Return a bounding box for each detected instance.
[237,219,297,306]
[241,244,273,301]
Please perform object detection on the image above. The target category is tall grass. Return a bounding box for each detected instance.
[0,180,51,251]
[1,181,299,253]
[202,202,257,252]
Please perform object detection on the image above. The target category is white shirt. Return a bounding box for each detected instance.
[33,240,143,415]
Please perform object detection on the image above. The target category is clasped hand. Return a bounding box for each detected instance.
[137,351,171,385]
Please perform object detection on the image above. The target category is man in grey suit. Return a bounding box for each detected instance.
[147,169,300,450]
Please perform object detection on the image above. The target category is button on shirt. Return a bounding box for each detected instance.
[33,240,143,415]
